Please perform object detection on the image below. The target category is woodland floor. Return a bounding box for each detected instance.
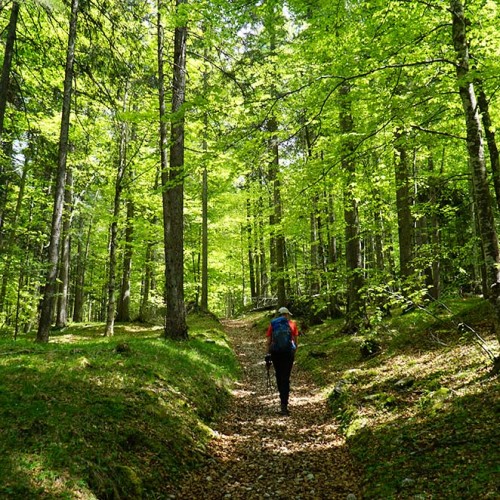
[173,318,361,499]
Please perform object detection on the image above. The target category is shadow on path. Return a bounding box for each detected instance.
[173,318,361,499]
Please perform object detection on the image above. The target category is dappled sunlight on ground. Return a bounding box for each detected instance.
[174,319,361,499]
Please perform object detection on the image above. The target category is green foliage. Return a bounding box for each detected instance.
[0,314,239,498]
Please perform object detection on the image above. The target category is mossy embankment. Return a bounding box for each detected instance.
[293,297,499,499]
[0,314,239,499]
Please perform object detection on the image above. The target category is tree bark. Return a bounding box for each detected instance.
[105,117,128,336]
[450,0,500,359]
[138,243,153,323]
[0,1,19,246]
[258,196,268,298]
[340,83,365,334]
[0,1,20,138]
[0,148,28,313]
[476,83,500,214]
[159,0,188,339]
[73,216,92,323]
[394,130,414,281]
[116,197,134,322]
[200,56,209,312]
[246,197,257,301]
[267,116,286,306]
[427,155,441,299]
[55,169,73,328]
[36,0,79,342]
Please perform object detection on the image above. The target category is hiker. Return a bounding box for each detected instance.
[266,306,299,416]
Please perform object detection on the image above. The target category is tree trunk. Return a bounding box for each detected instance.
[0,140,14,250]
[476,83,500,214]
[268,116,286,306]
[0,1,20,138]
[73,216,92,323]
[340,83,365,334]
[0,1,18,248]
[105,117,128,336]
[116,197,134,322]
[56,169,73,328]
[326,192,341,318]
[200,59,209,312]
[138,243,153,323]
[394,131,414,281]
[427,155,441,299]
[139,171,159,323]
[36,0,79,343]
[159,0,188,340]
[257,196,267,298]
[450,0,500,353]
[0,149,28,313]
[309,196,321,296]
[246,198,257,301]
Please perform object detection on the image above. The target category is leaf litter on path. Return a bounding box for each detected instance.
[172,318,361,499]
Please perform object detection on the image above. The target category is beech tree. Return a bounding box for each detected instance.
[36,0,80,343]
[161,0,188,339]
[450,0,500,370]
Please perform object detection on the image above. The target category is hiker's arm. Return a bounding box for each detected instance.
[291,322,299,348]
[266,325,272,353]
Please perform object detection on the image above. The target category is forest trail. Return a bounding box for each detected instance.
[173,317,361,499]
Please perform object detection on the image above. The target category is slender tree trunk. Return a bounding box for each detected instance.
[0,1,20,138]
[340,83,365,333]
[450,0,500,369]
[138,243,153,323]
[139,170,159,323]
[373,209,385,273]
[159,0,188,339]
[0,0,17,248]
[105,117,128,336]
[267,116,286,306]
[56,169,73,328]
[394,130,414,281]
[476,83,500,213]
[36,0,79,342]
[309,197,321,295]
[200,57,209,312]
[0,150,28,313]
[304,124,321,296]
[427,155,441,300]
[258,197,268,298]
[326,192,341,318]
[73,216,92,322]
[253,213,261,299]
[116,197,134,322]
[246,198,257,301]
[0,140,13,250]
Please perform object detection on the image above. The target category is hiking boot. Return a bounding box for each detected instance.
[280,404,290,416]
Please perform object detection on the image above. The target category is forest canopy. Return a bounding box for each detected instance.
[0,0,499,362]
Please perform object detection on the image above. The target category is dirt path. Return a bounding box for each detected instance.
[173,318,361,499]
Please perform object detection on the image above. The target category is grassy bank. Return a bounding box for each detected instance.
[295,297,499,499]
[0,314,239,499]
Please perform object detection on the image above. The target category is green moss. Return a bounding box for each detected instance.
[296,297,498,499]
[0,313,239,499]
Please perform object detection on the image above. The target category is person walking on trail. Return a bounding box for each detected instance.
[266,306,299,416]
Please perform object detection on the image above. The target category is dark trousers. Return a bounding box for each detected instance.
[271,351,295,406]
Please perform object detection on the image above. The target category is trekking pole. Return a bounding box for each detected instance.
[265,354,273,391]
